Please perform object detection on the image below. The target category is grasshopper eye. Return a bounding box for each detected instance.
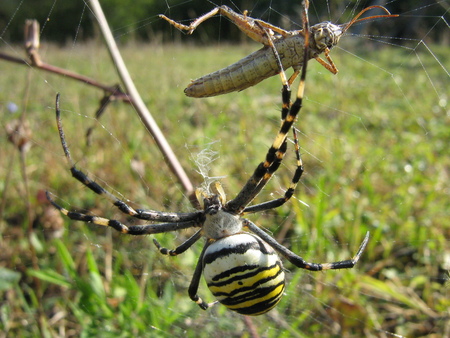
[314,27,328,50]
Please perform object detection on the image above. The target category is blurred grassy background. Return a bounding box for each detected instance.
[0,39,448,337]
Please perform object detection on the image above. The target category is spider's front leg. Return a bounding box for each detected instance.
[243,128,303,214]
[224,24,302,214]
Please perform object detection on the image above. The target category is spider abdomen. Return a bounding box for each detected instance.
[203,233,285,316]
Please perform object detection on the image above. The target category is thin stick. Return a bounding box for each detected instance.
[89,0,194,197]
[0,53,131,103]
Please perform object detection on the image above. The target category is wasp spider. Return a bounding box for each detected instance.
[47,1,368,316]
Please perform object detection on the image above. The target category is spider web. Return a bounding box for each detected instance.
[0,0,448,337]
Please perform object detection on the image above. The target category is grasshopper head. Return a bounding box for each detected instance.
[310,22,343,52]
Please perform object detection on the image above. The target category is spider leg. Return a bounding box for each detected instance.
[245,220,370,271]
[50,94,199,223]
[243,127,303,214]
[243,4,306,213]
[46,191,200,235]
[240,0,311,217]
[188,240,218,310]
[225,4,310,214]
[257,20,292,122]
[153,229,202,256]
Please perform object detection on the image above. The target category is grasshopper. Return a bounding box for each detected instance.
[160,5,397,98]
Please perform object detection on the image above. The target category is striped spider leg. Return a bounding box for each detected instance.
[46,94,204,235]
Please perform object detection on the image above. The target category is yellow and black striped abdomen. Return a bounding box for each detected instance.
[203,233,285,315]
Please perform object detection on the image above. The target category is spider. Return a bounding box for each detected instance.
[47,0,369,316]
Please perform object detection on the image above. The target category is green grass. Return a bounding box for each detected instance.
[0,40,448,337]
